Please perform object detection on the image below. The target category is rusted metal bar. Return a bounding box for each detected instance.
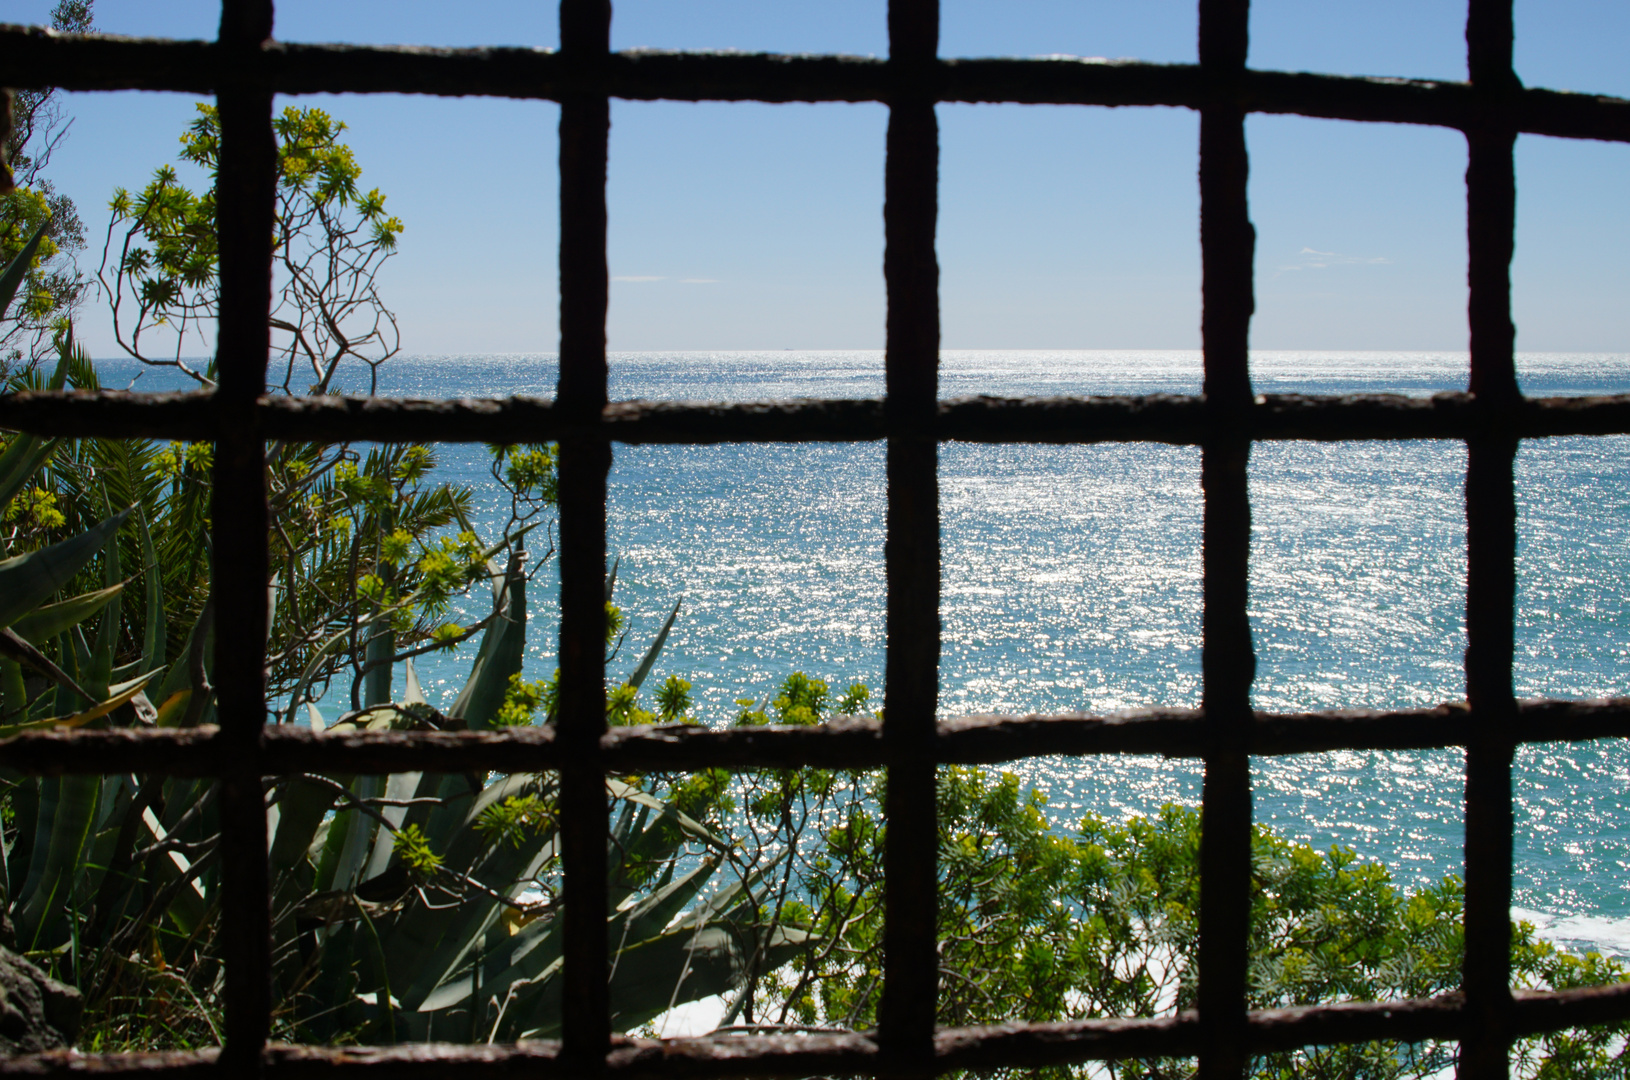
[877,0,941,1069]
[1237,69,1623,141]
[1195,2,1255,1076]
[3,698,1627,777]
[555,0,613,1069]
[0,390,217,438]
[1460,3,1522,1076]
[7,390,1630,444]
[935,1013,1201,1072]
[7,26,1630,143]
[6,981,1630,1076]
[211,0,276,1067]
[1510,980,1630,1035]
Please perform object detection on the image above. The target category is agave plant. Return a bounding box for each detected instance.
[266,555,813,1043]
[0,340,216,993]
[1,471,808,1046]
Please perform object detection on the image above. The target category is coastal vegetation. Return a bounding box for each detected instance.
[0,1,94,374]
[0,89,1626,1079]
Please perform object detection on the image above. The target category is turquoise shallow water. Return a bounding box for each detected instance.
[100,349,1630,951]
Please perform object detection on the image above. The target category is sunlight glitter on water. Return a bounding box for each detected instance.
[296,349,1629,942]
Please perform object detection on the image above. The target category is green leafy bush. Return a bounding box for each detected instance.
[732,754,1630,1079]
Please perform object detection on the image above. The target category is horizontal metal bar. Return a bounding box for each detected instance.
[2,698,1624,776]
[1242,70,1630,143]
[3,390,1629,444]
[1511,979,1630,1036]
[4,982,1626,1076]
[3,28,1630,142]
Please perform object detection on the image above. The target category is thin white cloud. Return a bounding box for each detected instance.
[612,275,665,282]
[680,278,720,284]
[1278,247,1391,273]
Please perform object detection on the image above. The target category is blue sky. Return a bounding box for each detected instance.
[12,0,1630,354]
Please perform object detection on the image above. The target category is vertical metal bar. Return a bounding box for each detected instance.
[213,0,275,1069]
[1461,2,1520,1076]
[1197,2,1255,1078]
[878,0,940,1067]
[557,0,612,1070]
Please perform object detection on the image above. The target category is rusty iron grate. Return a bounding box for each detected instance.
[4,0,1630,1076]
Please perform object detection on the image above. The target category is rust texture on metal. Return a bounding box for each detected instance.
[876,0,941,1066]
[1459,3,1522,1077]
[6,26,1630,144]
[211,0,277,1066]
[6,389,1630,444]
[1194,1,1255,1076]
[555,0,613,1066]
[6,982,1630,1076]
[4,698,1630,777]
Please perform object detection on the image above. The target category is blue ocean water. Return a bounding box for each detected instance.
[103,350,1630,950]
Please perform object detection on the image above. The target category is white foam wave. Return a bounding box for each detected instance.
[1513,906,1630,959]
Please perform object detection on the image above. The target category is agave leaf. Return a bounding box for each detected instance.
[362,770,423,881]
[280,528,528,726]
[386,773,560,1009]
[307,703,326,732]
[0,626,96,705]
[0,658,25,721]
[410,770,483,883]
[107,670,156,698]
[608,811,715,912]
[109,657,145,682]
[447,557,525,730]
[136,802,209,936]
[0,219,48,322]
[621,855,722,944]
[324,706,400,734]
[423,834,710,1021]
[268,774,344,981]
[70,626,95,700]
[153,600,212,716]
[77,774,137,912]
[501,924,757,1042]
[322,775,385,896]
[601,925,752,1037]
[88,509,124,692]
[391,840,555,1012]
[13,774,99,950]
[362,638,393,709]
[0,772,37,906]
[13,776,62,924]
[402,658,427,707]
[683,856,783,930]
[0,675,156,738]
[625,598,681,692]
[9,583,126,645]
[607,923,813,1039]
[605,777,724,857]
[49,631,82,717]
[609,799,639,853]
[154,689,191,728]
[363,597,394,709]
[415,902,564,1016]
[138,510,165,674]
[0,508,133,631]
